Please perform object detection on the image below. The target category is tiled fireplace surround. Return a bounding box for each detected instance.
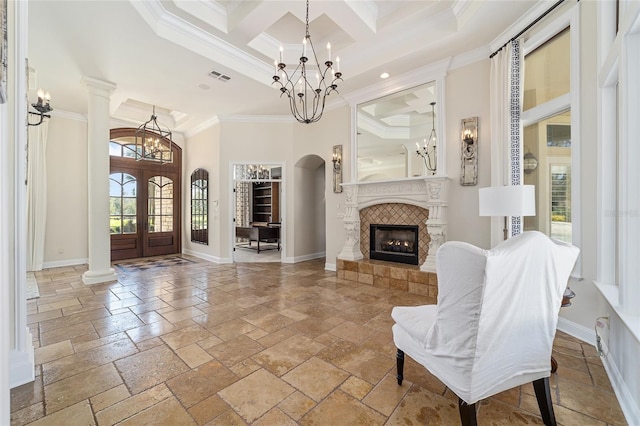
[336,177,449,297]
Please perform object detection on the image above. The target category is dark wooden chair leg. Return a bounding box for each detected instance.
[458,398,477,426]
[396,349,404,385]
[533,377,557,426]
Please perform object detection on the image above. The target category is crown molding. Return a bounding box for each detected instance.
[183,116,221,139]
[129,0,272,86]
[343,57,451,106]
[489,0,561,53]
[51,109,87,122]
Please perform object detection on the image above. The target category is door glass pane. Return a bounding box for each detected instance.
[523,28,570,111]
[523,111,571,242]
[550,164,571,242]
[109,172,137,235]
[148,176,173,233]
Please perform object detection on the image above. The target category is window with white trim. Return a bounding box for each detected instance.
[597,0,640,318]
[522,27,575,245]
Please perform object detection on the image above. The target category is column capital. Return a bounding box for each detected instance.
[81,76,117,94]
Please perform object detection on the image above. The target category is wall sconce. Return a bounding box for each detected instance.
[523,151,539,174]
[28,89,53,127]
[332,144,343,193]
[460,117,478,186]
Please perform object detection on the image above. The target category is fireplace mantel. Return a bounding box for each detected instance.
[338,176,449,272]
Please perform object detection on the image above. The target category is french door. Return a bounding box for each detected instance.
[109,129,182,261]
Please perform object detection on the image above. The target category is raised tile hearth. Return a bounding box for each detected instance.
[337,259,438,299]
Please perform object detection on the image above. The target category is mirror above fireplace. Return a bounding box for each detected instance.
[357,80,439,182]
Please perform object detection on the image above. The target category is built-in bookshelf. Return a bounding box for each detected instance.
[252,182,280,224]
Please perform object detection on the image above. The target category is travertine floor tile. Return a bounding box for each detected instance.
[44,363,122,414]
[386,385,459,425]
[363,373,411,416]
[34,340,74,365]
[218,369,295,423]
[95,383,172,425]
[166,360,238,408]
[282,357,349,402]
[118,396,196,425]
[114,345,189,394]
[299,390,386,425]
[278,391,316,421]
[26,400,95,426]
[11,257,627,426]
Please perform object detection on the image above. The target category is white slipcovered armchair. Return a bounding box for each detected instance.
[391,231,579,426]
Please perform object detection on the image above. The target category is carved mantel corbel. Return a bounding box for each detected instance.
[337,184,364,261]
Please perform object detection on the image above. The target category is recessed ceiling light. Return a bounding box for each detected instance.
[198,83,210,90]
[380,72,390,79]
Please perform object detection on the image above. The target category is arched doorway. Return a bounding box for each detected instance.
[109,128,182,261]
[293,155,326,260]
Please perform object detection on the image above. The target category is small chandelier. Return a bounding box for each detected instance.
[134,106,173,164]
[272,0,342,124]
[416,101,437,175]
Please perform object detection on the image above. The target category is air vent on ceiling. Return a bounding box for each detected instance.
[209,70,231,82]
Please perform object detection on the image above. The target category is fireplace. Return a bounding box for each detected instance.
[370,224,419,265]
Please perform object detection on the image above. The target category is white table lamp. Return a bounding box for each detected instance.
[479,185,535,239]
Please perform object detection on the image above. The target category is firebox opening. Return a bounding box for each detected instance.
[370,224,419,265]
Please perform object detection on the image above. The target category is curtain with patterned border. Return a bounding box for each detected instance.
[490,39,524,240]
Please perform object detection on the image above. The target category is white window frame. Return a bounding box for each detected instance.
[596,0,640,322]
[520,6,582,276]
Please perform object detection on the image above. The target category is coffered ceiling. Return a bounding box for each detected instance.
[27,0,539,135]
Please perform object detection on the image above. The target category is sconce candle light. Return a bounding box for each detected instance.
[332,145,343,193]
[460,117,478,186]
[28,88,53,126]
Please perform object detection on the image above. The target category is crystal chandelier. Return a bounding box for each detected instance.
[272,0,342,124]
[134,106,173,164]
[415,101,437,175]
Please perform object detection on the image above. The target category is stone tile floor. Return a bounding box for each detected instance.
[11,256,627,425]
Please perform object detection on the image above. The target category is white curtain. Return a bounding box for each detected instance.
[489,39,524,243]
[26,121,49,271]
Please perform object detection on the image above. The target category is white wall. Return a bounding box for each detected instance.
[218,120,294,262]
[292,105,351,270]
[43,116,88,266]
[445,60,492,248]
[293,155,326,260]
[182,124,221,262]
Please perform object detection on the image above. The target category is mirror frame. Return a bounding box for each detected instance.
[345,59,449,183]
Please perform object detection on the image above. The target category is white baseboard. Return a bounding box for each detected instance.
[557,316,596,346]
[9,328,34,389]
[599,340,640,426]
[325,262,336,271]
[182,249,232,264]
[42,258,88,269]
[282,251,325,264]
[558,317,639,425]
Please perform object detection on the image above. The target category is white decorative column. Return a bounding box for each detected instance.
[422,177,449,272]
[337,184,364,260]
[81,77,118,285]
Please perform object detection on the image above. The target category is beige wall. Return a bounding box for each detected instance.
[44,116,88,266]
[182,125,221,260]
[445,60,492,248]
[218,120,294,261]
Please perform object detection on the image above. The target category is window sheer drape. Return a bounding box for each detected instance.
[26,122,49,271]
